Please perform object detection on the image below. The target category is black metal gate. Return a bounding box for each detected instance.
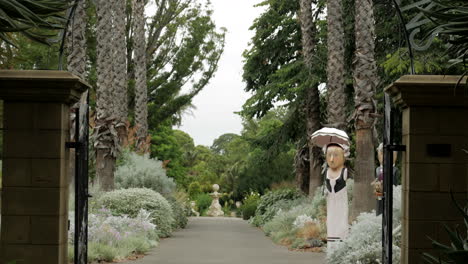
[382,94,405,264]
[72,92,90,264]
[382,1,436,262]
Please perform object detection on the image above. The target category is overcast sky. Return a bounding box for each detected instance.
[176,0,263,147]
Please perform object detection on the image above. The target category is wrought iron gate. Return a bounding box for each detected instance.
[71,92,90,264]
[382,1,435,262]
[382,94,405,264]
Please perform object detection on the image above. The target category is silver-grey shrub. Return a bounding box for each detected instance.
[166,196,188,229]
[262,186,327,240]
[252,188,304,227]
[96,188,175,237]
[259,197,308,230]
[326,186,402,264]
[68,209,158,262]
[115,151,176,196]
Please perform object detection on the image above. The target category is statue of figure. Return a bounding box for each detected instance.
[373,143,400,215]
[310,127,350,243]
[207,184,224,217]
[324,143,350,242]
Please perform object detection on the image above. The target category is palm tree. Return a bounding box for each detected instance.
[113,0,129,144]
[0,0,68,45]
[326,0,347,130]
[95,0,118,191]
[299,0,323,198]
[351,0,379,219]
[67,0,86,80]
[133,0,149,152]
[67,0,87,190]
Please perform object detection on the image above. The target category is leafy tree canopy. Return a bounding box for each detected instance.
[150,122,188,187]
[210,133,239,155]
[145,0,226,129]
[241,0,305,119]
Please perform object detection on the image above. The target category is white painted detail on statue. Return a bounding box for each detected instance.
[312,128,350,241]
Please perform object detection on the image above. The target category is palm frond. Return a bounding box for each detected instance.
[422,1,468,66]
[422,191,468,264]
[0,0,70,45]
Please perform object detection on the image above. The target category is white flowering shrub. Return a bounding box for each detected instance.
[252,188,304,226]
[115,151,176,196]
[256,197,307,226]
[68,209,158,262]
[96,188,175,237]
[265,202,324,237]
[293,215,316,229]
[259,181,360,250]
[327,186,402,264]
[262,187,327,244]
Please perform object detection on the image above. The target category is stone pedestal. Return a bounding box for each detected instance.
[386,75,468,264]
[0,70,88,264]
[207,184,224,217]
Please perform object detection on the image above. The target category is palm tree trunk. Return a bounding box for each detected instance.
[351,0,378,219]
[326,0,347,130]
[113,0,129,146]
[299,0,323,198]
[66,0,87,189]
[67,0,86,81]
[133,0,149,152]
[95,0,117,191]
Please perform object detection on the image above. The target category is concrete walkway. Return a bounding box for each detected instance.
[123,217,325,264]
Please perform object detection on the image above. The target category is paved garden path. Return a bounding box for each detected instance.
[123,217,325,264]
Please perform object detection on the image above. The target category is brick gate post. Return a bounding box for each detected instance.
[386,75,468,264]
[0,70,89,264]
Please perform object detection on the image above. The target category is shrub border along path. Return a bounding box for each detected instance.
[121,217,325,264]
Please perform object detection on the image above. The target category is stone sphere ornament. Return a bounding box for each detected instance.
[212,184,220,192]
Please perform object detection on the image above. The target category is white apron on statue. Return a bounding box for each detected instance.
[326,168,349,241]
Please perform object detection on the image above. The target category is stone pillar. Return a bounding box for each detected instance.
[0,70,88,264]
[386,75,468,264]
